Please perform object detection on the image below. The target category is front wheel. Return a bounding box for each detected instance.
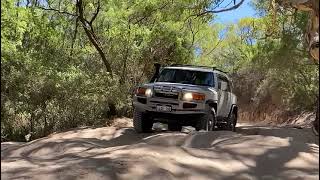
[133,110,153,133]
[196,105,216,131]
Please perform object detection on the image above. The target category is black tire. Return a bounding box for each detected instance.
[217,123,225,130]
[227,111,237,132]
[133,109,153,133]
[196,105,216,131]
[168,123,182,131]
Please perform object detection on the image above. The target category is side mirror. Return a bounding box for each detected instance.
[220,81,227,91]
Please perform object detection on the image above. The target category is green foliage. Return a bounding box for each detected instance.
[1,0,214,141]
[195,1,318,112]
[1,0,317,141]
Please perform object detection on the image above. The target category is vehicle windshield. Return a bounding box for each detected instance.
[155,68,214,86]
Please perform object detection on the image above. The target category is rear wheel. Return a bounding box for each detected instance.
[168,123,182,131]
[196,105,216,131]
[133,109,153,133]
[217,122,226,130]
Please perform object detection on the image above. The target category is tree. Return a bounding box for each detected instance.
[277,0,319,61]
[276,0,319,133]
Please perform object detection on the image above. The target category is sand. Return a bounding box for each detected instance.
[1,121,319,180]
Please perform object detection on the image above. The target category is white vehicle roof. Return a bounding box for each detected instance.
[163,66,230,81]
[165,66,213,72]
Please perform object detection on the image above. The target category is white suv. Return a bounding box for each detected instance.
[132,64,238,132]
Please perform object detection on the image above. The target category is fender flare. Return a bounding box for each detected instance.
[205,100,218,113]
[228,104,238,118]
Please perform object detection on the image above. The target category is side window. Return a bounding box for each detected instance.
[217,74,231,92]
[217,74,222,89]
[226,81,231,92]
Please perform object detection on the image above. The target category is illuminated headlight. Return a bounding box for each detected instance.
[145,88,153,97]
[182,92,205,101]
[182,92,193,101]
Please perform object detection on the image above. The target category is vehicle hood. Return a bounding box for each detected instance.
[144,82,210,92]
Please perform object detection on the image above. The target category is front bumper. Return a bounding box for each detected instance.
[132,95,206,115]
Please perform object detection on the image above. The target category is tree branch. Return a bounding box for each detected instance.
[89,0,100,25]
[130,1,170,24]
[70,17,79,56]
[76,0,113,75]
[195,0,245,17]
[37,6,77,17]
[188,19,200,50]
[204,38,223,56]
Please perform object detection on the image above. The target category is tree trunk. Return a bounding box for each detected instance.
[76,0,113,75]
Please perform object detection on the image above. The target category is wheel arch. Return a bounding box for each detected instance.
[206,100,217,113]
[228,104,238,118]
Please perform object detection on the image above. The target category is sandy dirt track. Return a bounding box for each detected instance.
[1,122,319,180]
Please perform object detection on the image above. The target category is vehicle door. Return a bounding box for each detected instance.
[217,74,229,117]
[216,74,225,117]
[224,79,232,118]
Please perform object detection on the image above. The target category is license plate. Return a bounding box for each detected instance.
[156,105,172,112]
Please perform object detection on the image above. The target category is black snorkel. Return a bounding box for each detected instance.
[150,63,161,83]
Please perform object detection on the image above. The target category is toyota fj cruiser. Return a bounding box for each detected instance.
[132,64,238,132]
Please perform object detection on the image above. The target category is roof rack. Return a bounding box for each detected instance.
[170,64,212,69]
[170,64,228,74]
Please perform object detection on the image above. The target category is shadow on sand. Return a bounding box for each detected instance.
[1,125,319,180]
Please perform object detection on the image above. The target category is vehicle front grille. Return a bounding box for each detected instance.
[150,100,179,105]
[154,92,179,99]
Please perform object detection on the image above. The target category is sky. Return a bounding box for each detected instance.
[194,0,258,57]
[212,0,257,24]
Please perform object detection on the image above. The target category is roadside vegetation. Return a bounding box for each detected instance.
[1,0,318,141]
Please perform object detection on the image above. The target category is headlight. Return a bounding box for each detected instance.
[145,88,153,97]
[182,92,205,101]
[182,92,193,101]
[136,87,147,96]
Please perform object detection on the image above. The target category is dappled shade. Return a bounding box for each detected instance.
[1,124,318,180]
